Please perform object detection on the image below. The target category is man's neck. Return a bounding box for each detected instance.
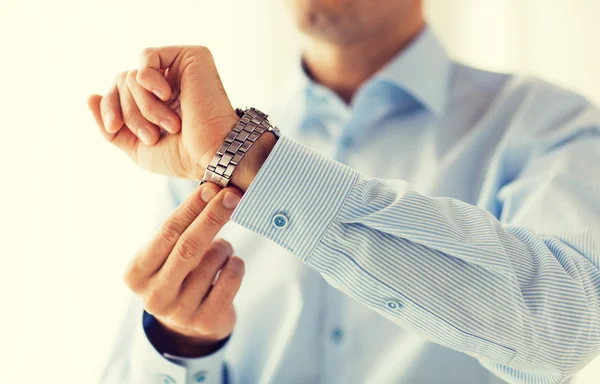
[302,19,425,104]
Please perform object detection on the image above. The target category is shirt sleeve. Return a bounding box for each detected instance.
[231,120,600,383]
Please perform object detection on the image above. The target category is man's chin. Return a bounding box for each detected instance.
[290,0,352,40]
[297,11,358,45]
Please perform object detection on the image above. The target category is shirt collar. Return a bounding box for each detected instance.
[374,26,452,117]
[286,25,452,118]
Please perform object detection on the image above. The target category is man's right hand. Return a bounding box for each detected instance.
[124,182,244,357]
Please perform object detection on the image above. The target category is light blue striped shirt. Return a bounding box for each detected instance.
[102,27,600,384]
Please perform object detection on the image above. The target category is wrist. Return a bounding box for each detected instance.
[200,108,278,192]
[148,316,230,358]
[230,131,277,191]
[199,116,240,175]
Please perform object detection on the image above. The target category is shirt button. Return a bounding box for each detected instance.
[158,375,176,384]
[385,299,402,310]
[193,371,207,382]
[341,136,354,148]
[272,213,289,229]
[331,327,345,344]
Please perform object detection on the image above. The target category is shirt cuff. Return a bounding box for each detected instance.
[231,136,359,262]
[130,310,226,384]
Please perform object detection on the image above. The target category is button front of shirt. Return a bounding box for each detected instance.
[340,136,354,149]
[330,327,345,344]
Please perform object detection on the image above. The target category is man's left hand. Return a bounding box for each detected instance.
[88,46,242,181]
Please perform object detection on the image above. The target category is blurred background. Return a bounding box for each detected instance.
[0,0,599,382]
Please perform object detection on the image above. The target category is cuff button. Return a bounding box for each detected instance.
[272,213,289,229]
[385,299,402,310]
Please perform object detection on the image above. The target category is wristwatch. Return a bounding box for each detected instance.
[200,107,280,188]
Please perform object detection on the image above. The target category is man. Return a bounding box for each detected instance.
[88,0,600,383]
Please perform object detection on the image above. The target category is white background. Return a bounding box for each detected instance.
[0,0,599,382]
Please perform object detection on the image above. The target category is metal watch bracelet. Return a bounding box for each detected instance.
[200,107,280,188]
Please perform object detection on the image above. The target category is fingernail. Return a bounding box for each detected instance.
[215,238,234,254]
[160,119,174,132]
[223,192,241,209]
[201,187,217,203]
[138,128,153,145]
[152,89,164,100]
[229,257,244,273]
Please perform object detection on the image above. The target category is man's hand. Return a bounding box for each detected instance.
[125,182,244,357]
[88,46,239,181]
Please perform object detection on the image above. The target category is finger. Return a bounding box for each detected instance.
[196,256,244,317]
[126,70,181,134]
[88,94,110,139]
[100,81,125,134]
[120,70,161,145]
[139,46,236,139]
[90,93,181,175]
[122,182,221,291]
[88,94,139,155]
[158,186,242,288]
[173,239,233,319]
[175,47,238,150]
[137,46,187,100]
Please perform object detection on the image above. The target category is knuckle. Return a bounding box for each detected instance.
[220,258,245,285]
[122,254,152,292]
[192,45,211,58]
[176,237,203,262]
[122,267,141,291]
[136,68,150,84]
[144,290,168,315]
[125,70,139,87]
[213,238,233,253]
[159,220,184,244]
[202,246,226,267]
[122,107,137,123]
[126,69,138,80]
[138,103,154,119]
[115,71,128,84]
[179,203,199,223]
[140,47,155,60]
[204,209,226,229]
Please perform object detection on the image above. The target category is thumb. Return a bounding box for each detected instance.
[137,46,238,161]
[178,48,238,163]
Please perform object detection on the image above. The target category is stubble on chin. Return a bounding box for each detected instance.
[302,9,359,45]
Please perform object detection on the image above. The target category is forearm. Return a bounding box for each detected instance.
[230,135,600,383]
[320,179,600,367]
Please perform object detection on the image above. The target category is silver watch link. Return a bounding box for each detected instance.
[200,107,280,188]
